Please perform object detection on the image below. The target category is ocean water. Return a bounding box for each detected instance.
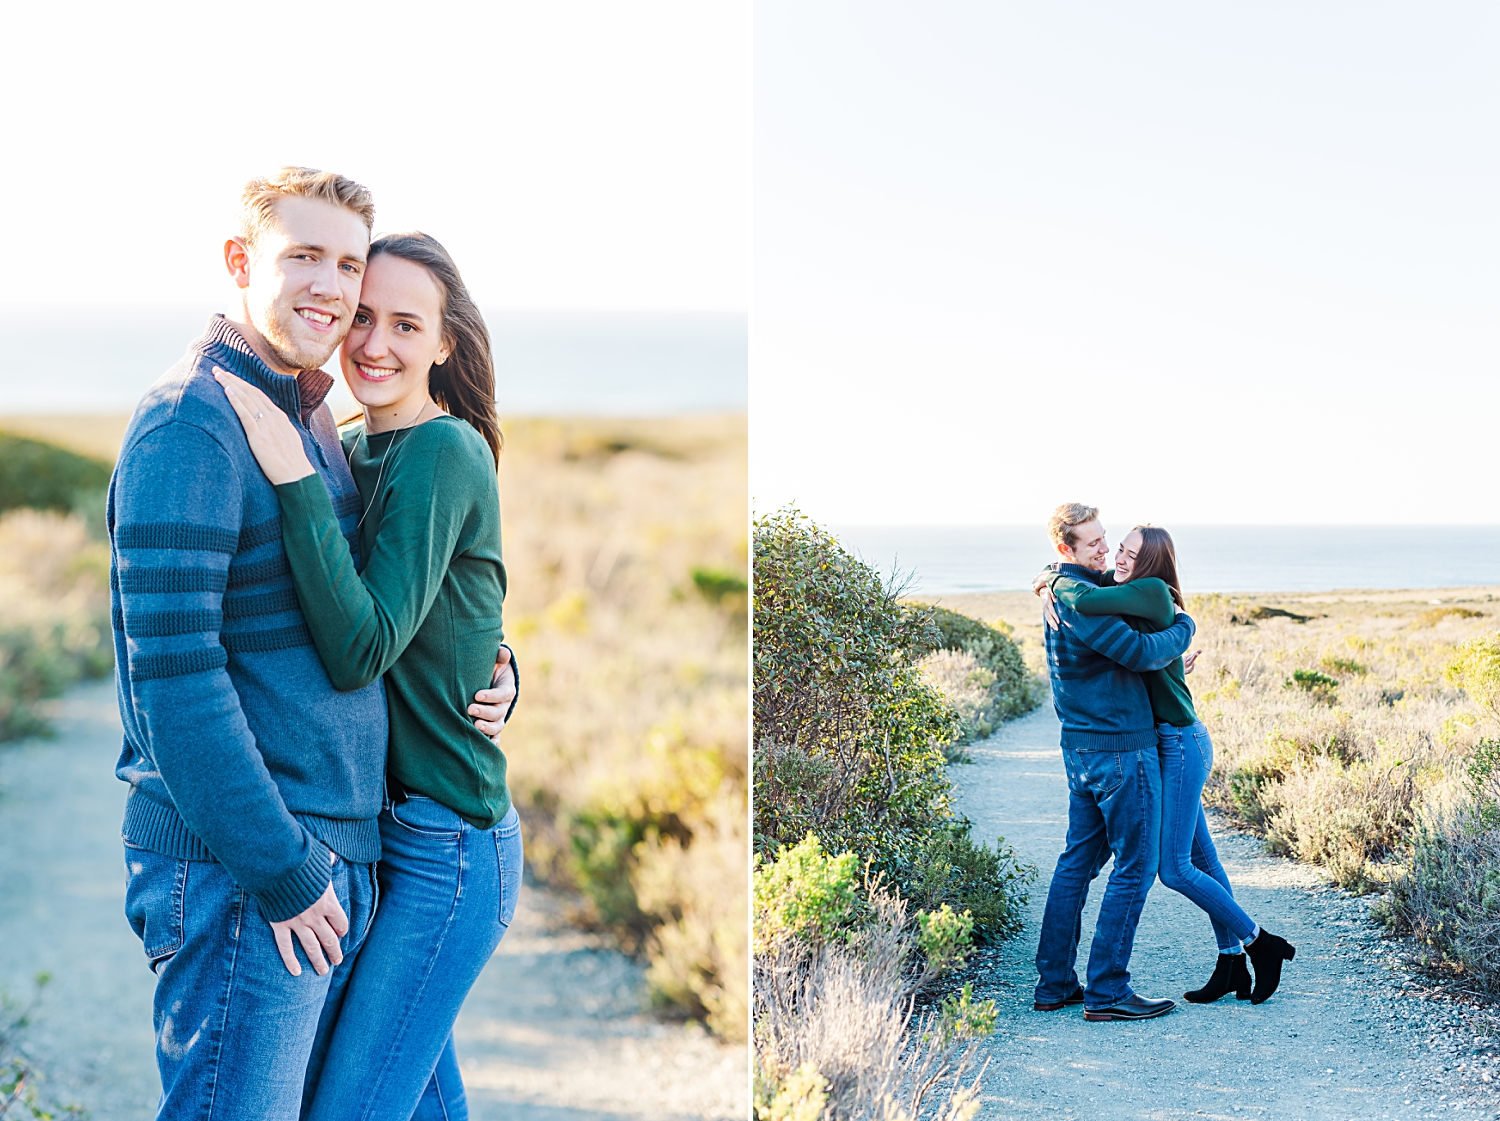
[0,306,746,416]
[832,524,1500,594]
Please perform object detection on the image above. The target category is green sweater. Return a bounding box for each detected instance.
[276,415,510,829]
[1045,570,1198,728]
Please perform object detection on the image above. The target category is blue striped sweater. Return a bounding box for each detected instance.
[1043,564,1196,752]
[110,316,388,921]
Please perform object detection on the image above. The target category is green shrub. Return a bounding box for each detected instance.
[916,904,975,974]
[933,982,998,1049]
[753,833,859,952]
[1379,800,1500,993]
[755,1061,830,1121]
[752,509,957,872]
[692,566,748,606]
[903,819,1034,941]
[1320,655,1367,677]
[753,508,1033,944]
[0,433,110,518]
[1448,634,1500,721]
[1286,668,1339,703]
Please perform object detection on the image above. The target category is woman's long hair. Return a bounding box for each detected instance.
[368,232,502,464]
[1127,525,1184,609]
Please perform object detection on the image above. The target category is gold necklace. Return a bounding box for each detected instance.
[354,400,438,533]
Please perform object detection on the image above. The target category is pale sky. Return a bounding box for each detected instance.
[753,3,1500,525]
[4,1,749,313]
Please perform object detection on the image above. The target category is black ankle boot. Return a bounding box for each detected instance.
[1183,953,1252,1003]
[1245,928,1296,1005]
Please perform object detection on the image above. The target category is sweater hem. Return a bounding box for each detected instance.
[1059,728,1160,753]
[121,793,381,893]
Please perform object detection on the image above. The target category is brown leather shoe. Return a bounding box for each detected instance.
[1034,984,1086,1012]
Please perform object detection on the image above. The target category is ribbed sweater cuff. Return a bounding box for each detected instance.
[255,840,334,923]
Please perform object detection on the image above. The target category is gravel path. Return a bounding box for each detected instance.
[0,681,746,1120]
[953,702,1500,1121]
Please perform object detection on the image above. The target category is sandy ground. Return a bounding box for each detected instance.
[0,681,746,1120]
[952,701,1500,1121]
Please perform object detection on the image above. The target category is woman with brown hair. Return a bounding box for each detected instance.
[1036,526,1296,1006]
[215,232,516,1120]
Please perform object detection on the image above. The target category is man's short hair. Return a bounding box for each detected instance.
[1047,503,1100,549]
[238,166,375,251]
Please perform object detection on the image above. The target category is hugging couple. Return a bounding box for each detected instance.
[111,167,521,1119]
[1029,503,1297,1021]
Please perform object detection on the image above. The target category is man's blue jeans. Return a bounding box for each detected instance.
[1157,722,1256,951]
[123,845,378,1121]
[1034,742,1161,1009]
[304,797,524,1121]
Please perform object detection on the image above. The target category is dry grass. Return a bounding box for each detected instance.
[0,412,750,1036]
[0,509,113,740]
[754,880,991,1121]
[1184,588,1500,890]
[496,416,748,1038]
[0,415,130,463]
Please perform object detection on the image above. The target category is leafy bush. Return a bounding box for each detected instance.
[693,566,749,605]
[1375,733,1500,990]
[916,905,975,975]
[752,508,1032,938]
[1378,802,1500,993]
[754,834,859,952]
[1260,748,1418,890]
[1448,633,1500,720]
[1285,668,1339,704]
[902,820,1033,940]
[0,433,110,518]
[1320,655,1367,677]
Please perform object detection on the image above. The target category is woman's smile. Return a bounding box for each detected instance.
[354,362,401,382]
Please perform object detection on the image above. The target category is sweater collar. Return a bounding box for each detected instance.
[198,314,335,425]
[1057,563,1103,586]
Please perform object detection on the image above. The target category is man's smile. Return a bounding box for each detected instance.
[296,307,338,330]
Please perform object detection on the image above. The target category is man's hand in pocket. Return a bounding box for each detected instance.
[268,879,347,977]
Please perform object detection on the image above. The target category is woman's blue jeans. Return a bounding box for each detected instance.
[1157,722,1256,951]
[305,797,523,1121]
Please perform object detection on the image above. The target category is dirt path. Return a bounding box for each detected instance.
[954,702,1500,1121]
[0,681,746,1120]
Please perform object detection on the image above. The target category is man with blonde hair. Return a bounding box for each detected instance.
[1031,503,1195,1021]
[110,168,512,1118]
